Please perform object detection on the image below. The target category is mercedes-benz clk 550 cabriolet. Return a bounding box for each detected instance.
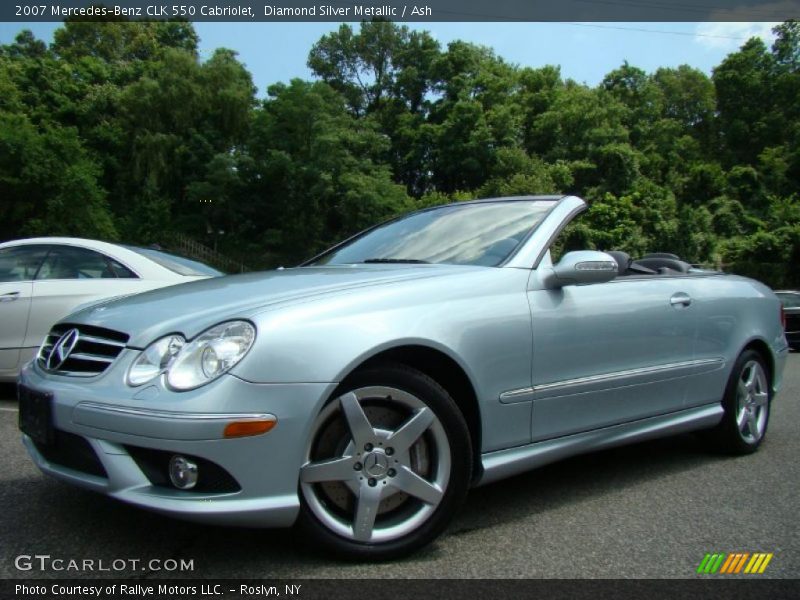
[18,195,789,559]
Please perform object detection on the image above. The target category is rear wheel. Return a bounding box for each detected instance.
[704,349,771,454]
[298,363,472,560]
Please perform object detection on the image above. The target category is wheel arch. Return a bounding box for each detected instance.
[740,337,775,391]
[338,343,483,484]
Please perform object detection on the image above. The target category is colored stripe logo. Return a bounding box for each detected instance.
[697,552,773,574]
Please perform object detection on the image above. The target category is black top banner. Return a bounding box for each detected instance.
[4,0,800,22]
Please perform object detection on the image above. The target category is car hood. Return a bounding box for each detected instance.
[64,264,478,347]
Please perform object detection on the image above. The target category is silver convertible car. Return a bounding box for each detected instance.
[18,195,788,559]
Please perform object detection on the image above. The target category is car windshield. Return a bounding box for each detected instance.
[122,246,224,276]
[308,200,555,267]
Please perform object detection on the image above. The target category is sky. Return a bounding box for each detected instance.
[0,21,780,95]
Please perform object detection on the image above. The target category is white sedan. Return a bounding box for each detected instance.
[0,237,222,381]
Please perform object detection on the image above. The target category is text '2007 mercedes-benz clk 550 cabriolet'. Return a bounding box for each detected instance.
[18,195,789,559]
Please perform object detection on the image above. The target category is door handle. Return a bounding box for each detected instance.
[0,291,20,302]
[670,293,692,308]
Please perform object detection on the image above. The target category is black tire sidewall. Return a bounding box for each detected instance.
[297,361,473,560]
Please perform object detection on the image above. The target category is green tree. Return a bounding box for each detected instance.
[239,80,410,264]
[0,114,116,240]
[713,38,778,165]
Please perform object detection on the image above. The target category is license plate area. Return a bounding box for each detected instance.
[18,385,54,445]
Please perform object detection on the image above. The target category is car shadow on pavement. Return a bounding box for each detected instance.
[450,432,718,534]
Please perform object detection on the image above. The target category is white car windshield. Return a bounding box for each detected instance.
[123,246,224,276]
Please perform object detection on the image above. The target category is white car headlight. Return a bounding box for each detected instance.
[166,321,256,391]
[127,334,185,386]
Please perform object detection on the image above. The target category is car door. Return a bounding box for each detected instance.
[0,245,48,372]
[677,275,764,409]
[526,258,698,441]
[24,244,146,351]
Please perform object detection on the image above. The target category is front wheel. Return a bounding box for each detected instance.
[703,349,771,454]
[297,363,472,560]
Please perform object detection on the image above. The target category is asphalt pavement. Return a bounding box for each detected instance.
[1,354,797,579]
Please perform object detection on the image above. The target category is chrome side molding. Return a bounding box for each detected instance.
[499,357,726,403]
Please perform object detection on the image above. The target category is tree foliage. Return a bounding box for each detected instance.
[0,19,798,285]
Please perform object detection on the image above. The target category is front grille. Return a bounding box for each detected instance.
[34,430,108,478]
[38,323,129,377]
[125,446,241,493]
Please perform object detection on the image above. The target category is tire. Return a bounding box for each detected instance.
[297,362,472,560]
[703,349,771,455]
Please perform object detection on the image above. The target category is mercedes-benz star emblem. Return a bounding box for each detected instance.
[364,452,389,477]
[47,328,80,371]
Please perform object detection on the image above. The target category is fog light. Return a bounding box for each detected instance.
[168,455,198,490]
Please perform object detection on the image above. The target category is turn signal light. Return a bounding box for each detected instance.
[224,419,276,438]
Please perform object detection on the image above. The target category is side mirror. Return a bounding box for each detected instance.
[543,250,618,288]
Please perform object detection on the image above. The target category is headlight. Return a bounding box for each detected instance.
[127,334,185,386]
[166,321,256,391]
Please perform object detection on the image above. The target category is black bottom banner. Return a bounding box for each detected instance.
[2,579,799,600]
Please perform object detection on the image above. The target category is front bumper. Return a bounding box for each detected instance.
[18,357,336,528]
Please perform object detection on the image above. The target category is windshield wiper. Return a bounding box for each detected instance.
[362,258,430,264]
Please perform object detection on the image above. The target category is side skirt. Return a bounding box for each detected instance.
[477,404,723,486]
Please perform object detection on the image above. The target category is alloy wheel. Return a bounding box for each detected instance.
[735,360,769,444]
[300,386,451,543]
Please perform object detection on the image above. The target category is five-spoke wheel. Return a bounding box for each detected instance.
[734,359,769,445]
[298,363,471,559]
[703,349,771,454]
